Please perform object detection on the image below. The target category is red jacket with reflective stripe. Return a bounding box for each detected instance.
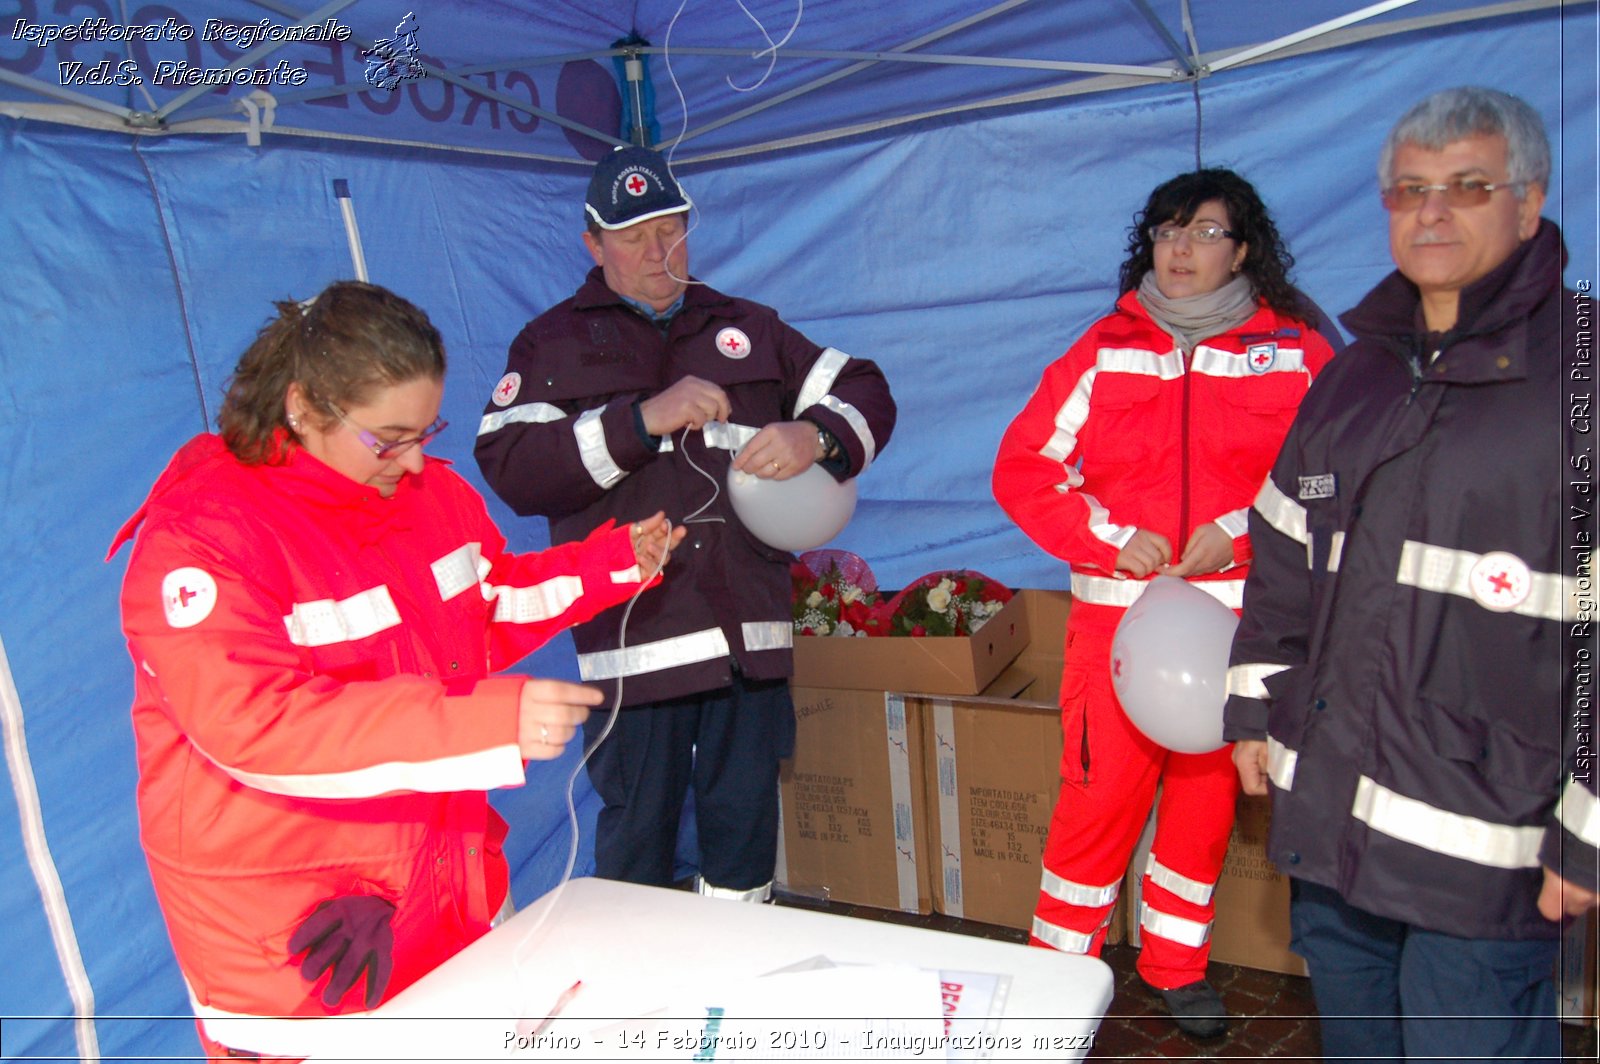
[112,434,649,1039]
[993,292,1333,632]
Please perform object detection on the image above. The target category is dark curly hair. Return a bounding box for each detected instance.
[218,281,446,464]
[1117,168,1307,320]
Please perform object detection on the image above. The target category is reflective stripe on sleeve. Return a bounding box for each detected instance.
[1040,868,1120,908]
[577,627,730,681]
[574,406,624,488]
[1082,494,1136,550]
[1042,370,1096,464]
[1071,573,1245,610]
[741,620,793,652]
[811,394,877,468]
[1226,662,1288,699]
[283,587,401,647]
[216,740,525,802]
[793,348,849,417]
[1352,775,1544,869]
[1396,540,1575,621]
[1139,901,1211,947]
[1253,476,1308,545]
[1267,735,1298,791]
[1146,854,1215,906]
[610,565,643,585]
[1214,506,1249,540]
[477,401,567,436]
[1558,776,1600,848]
[489,574,583,624]
[701,420,761,453]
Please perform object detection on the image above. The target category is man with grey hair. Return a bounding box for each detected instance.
[1224,85,1596,1061]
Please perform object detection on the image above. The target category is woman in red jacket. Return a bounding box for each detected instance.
[112,281,683,1060]
[992,169,1335,1040]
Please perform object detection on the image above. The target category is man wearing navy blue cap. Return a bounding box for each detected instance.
[477,145,896,901]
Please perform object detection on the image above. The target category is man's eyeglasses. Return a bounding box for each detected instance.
[1148,223,1236,245]
[332,407,448,460]
[1380,178,1523,212]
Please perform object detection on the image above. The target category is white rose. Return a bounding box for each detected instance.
[842,586,863,604]
[927,586,952,612]
[807,590,824,608]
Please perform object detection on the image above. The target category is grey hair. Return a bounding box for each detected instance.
[1379,86,1551,195]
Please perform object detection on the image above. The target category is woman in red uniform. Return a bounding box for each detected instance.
[992,169,1335,1039]
[111,281,683,1060]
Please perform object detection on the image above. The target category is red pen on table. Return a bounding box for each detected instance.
[530,979,583,1036]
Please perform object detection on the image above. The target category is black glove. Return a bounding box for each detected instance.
[287,895,396,1010]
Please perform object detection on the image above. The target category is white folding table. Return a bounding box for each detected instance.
[286,877,1113,1061]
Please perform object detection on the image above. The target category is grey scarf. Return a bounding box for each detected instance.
[1136,272,1258,353]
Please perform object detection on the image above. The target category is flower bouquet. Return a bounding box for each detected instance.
[880,570,1013,637]
[791,551,886,637]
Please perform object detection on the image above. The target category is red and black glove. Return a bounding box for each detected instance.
[287,895,396,1010]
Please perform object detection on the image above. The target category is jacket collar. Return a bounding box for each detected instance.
[1341,219,1566,348]
[572,266,734,320]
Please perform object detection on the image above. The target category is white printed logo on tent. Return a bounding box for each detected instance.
[162,567,218,628]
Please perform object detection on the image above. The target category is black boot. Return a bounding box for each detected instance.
[1143,978,1228,1040]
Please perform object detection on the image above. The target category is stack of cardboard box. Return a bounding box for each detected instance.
[779,587,1310,978]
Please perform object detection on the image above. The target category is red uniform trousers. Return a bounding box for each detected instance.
[1031,620,1239,989]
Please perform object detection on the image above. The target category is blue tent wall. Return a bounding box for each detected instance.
[1,5,1594,1059]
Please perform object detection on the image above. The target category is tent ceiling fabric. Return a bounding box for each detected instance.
[0,0,1564,164]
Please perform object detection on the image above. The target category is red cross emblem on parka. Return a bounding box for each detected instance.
[1252,349,1273,369]
[720,334,744,355]
[495,378,516,401]
[626,173,648,196]
[176,585,200,607]
[1487,570,1513,594]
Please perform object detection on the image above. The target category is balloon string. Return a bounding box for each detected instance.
[680,425,726,527]
[509,521,672,1023]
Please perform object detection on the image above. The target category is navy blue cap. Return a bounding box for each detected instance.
[584,146,693,230]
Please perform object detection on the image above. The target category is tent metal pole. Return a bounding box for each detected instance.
[649,46,1175,79]
[1206,0,1423,71]
[0,68,135,120]
[1128,0,1198,75]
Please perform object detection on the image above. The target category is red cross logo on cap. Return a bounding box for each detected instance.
[625,172,648,197]
[715,327,751,360]
[492,372,521,407]
[1468,551,1532,613]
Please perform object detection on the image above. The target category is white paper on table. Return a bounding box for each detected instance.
[597,964,945,1060]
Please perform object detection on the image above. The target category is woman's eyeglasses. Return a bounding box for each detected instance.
[332,408,448,459]
[1148,224,1236,245]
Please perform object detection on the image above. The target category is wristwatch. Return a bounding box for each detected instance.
[815,426,840,462]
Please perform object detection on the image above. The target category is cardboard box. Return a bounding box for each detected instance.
[791,591,1030,696]
[1124,793,1307,977]
[916,671,1062,930]
[779,590,1086,930]
[776,686,932,913]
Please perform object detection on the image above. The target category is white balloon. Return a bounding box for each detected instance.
[1108,575,1240,754]
[726,465,858,552]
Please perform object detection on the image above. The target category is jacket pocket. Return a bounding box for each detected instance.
[1419,698,1562,796]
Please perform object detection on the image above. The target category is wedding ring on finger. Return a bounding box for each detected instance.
[539,723,550,743]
